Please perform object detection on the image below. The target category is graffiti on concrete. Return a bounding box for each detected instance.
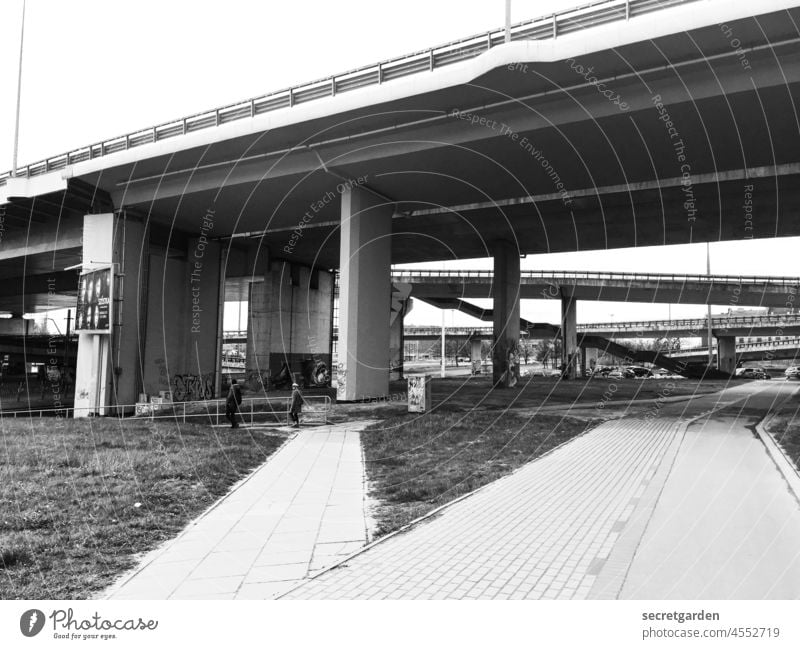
[173,373,214,401]
[336,363,346,400]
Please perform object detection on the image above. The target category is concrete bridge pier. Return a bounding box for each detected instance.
[337,185,394,401]
[717,335,737,375]
[561,291,578,379]
[470,336,482,370]
[491,240,521,387]
[74,213,147,416]
[73,211,227,416]
[389,284,412,381]
[244,260,333,389]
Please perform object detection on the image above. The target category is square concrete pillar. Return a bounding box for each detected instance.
[717,335,737,375]
[74,213,147,416]
[337,185,393,401]
[561,291,578,379]
[492,240,521,387]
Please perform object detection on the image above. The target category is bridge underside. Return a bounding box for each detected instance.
[3,2,800,400]
[0,5,791,278]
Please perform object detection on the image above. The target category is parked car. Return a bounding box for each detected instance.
[625,365,653,378]
[784,366,800,380]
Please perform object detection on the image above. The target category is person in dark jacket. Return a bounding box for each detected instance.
[226,379,243,428]
[289,382,303,427]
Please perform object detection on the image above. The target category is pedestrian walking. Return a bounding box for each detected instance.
[226,379,242,428]
[289,382,303,427]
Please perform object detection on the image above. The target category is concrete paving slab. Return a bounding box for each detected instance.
[102,422,374,599]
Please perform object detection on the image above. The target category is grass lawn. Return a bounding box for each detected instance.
[765,400,800,470]
[361,410,602,537]
[332,376,728,422]
[0,417,285,599]
[429,375,730,411]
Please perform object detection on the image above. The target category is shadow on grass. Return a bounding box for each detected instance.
[362,410,602,538]
[0,417,284,599]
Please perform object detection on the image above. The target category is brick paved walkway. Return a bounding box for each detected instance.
[284,382,800,600]
[284,417,686,599]
[103,422,373,600]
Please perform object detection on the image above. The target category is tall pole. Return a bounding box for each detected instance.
[12,0,26,178]
[505,0,512,43]
[707,242,713,368]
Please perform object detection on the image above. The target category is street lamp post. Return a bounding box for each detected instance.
[505,0,511,43]
[12,0,26,178]
[707,242,713,369]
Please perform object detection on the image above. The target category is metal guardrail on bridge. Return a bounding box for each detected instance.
[0,0,700,187]
[576,314,800,332]
[391,269,800,287]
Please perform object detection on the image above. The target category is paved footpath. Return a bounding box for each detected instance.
[103,422,373,600]
[284,382,800,599]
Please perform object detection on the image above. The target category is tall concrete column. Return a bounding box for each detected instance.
[470,336,483,374]
[337,185,393,401]
[74,212,147,416]
[561,291,578,379]
[717,335,737,375]
[492,240,520,387]
[245,277,271,378]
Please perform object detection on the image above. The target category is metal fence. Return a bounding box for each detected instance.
[0,395,331,425]
[0,0,701,187]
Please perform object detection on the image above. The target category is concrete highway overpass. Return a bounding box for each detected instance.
[392,269,800,308]
[2,0,800,409]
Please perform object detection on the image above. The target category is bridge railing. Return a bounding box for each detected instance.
[673,337,800,355]
[0,0,701,187]
[391,269,800,286]
[576,314,800,332]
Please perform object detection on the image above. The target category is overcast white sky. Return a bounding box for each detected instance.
[1,0,796,329]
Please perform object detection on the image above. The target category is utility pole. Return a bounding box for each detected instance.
[12,0,26,177]
[505,0,512,43]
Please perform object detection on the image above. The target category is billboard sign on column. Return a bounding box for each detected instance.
[75,266,113,333]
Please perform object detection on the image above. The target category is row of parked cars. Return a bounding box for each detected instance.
[591,366,685,380]
[784,366,800,379]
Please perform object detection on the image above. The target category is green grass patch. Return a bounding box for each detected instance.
[0,417,284,599]
[362,411,602,537]
[765,402,800,470]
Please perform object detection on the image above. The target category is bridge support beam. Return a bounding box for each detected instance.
[717,335,737,375]
[491,240,520,387]
[337,185,393,401]
[561,291,578,379]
